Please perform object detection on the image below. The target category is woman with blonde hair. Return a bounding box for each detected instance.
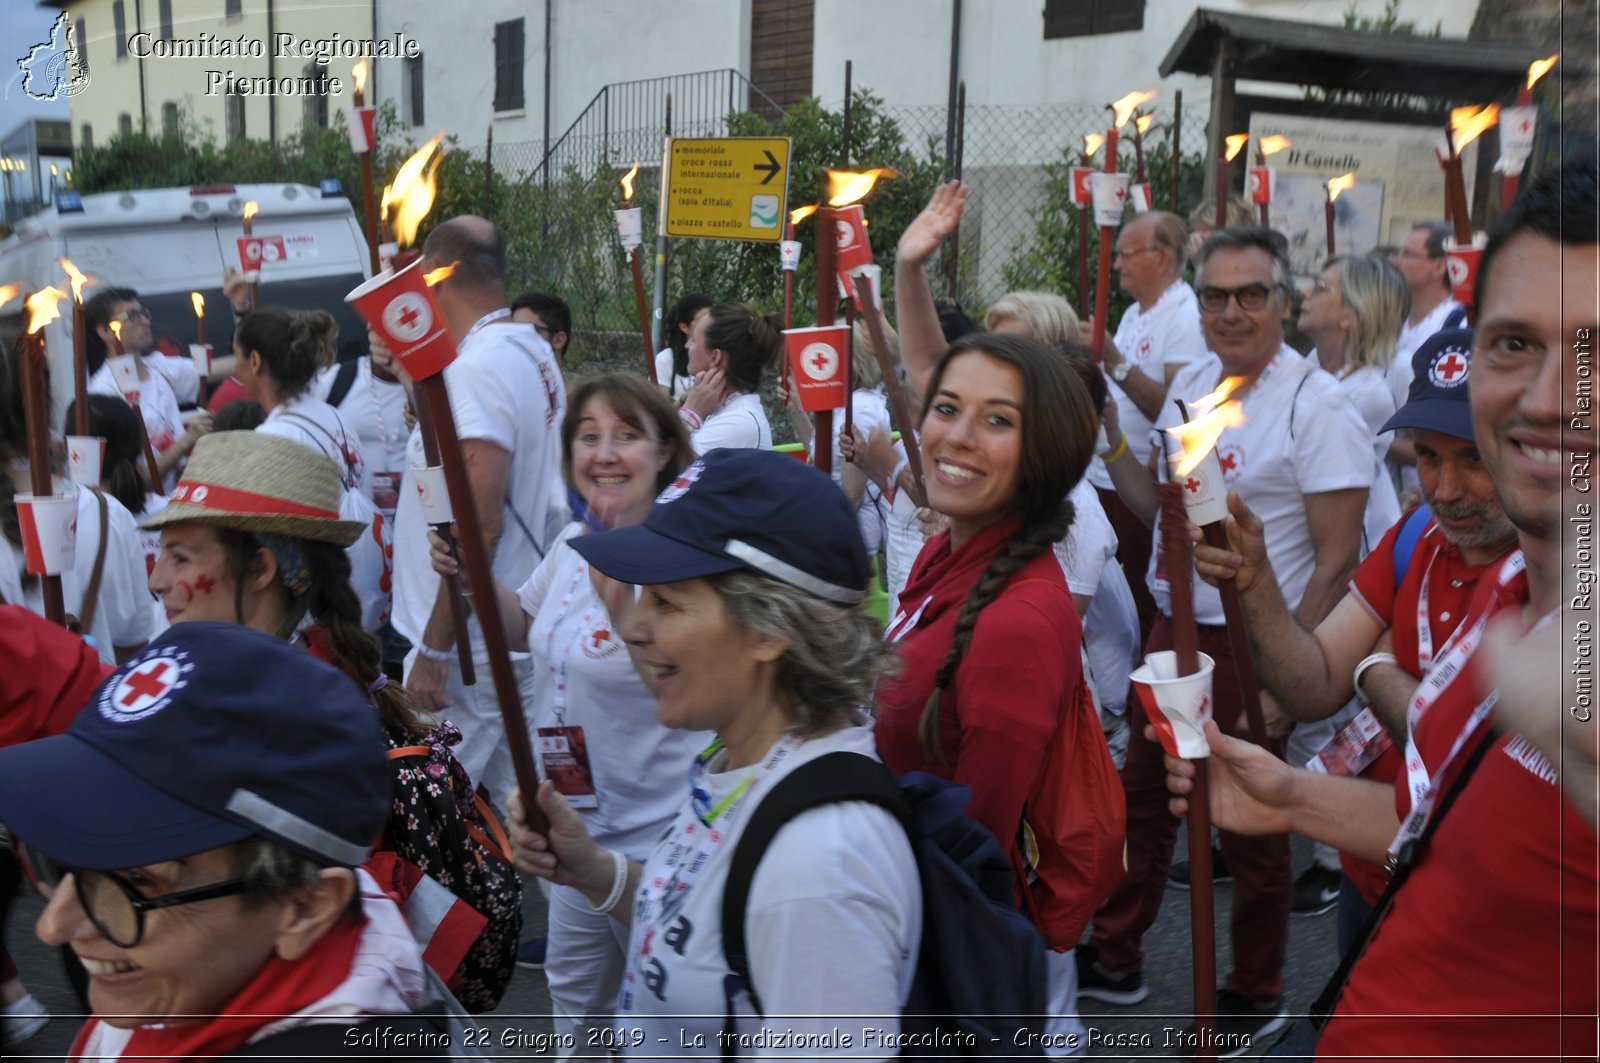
[984,290,1081,345]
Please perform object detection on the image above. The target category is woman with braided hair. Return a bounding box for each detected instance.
[873,332,1110,1053]
[142,430,520,1012]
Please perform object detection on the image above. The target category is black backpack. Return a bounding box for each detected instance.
[720,752,1049,1060]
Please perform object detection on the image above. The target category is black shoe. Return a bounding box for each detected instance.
[1074,943,1150,1006]
[1291,864,1340,916]
[1168,845,1231,890]
[1176,990,1289,1058]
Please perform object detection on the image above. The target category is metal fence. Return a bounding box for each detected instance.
[455,86,1212,331]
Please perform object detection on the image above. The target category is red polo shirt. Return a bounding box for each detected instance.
[1340,509,1512,902]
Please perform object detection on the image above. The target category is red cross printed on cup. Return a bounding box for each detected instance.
[1185,477,1202,493]
[799,342,839,382]
[383,292,433,344]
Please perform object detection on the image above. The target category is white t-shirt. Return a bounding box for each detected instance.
[618,725,920,1059]
[1088,280,1208,490]
[1151,348,1374,625]
[88,355,188,491]
[309,358,410,519]
[258,394,393,631]
[881,439,926,607]
[1388,297,1465,408]
[810,389,893,556]
[0,483,163,663]
[153,354,201,407]
[1054,479,1140,716]
[393,310,567,654]
[1335,363,1402,555]
[517,523,709,858]
[691,392,771,453]
[654,347,693,401]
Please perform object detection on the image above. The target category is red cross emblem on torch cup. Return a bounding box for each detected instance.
[383,292,433,345]
[1185,477,1202,494]
[1430,348,1470,388]
[800,342,840,383]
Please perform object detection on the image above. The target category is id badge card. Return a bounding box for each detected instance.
[538,726,599,810]
[1307,708,1392,777]
[371,470,402,520]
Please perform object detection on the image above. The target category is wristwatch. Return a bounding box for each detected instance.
[1110,360,1135,384]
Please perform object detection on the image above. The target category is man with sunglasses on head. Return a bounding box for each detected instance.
[85,287,212,489]
[0,622,464,1059]
[1087,226,1374,1052]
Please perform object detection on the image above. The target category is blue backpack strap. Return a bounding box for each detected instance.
[719,753,912,1058]
[1441,306,1469,332]
[1391,506,1433,591]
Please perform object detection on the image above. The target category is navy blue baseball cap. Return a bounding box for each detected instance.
[569,448,870,605]
[1380,328,1475,441]
[0,622,389,871]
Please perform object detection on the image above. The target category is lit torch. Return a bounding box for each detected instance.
[1089,105,1133,365]
[18,288,70,623]
[190,292,211,403]
[60,257,91,436]
[1251,136,1291,226]
[823,168,902,482]
[1323,171,1356,256]
[349,60,381,274]
[1076,135,1104,320]
[1501,55,1557,208]
[1133,112,1155,184]
[106,319,163,488]
[1214,133,1248,232]
[782,204,816,333]
[240,201,261,309]
[614,161,657,386]
[347,151,549,832]
[1442,105,1498,243]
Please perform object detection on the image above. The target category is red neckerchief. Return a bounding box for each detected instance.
[67,912,363,1063]
[893,516,1025,632]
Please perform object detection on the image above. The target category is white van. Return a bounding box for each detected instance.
[0,182,371,420]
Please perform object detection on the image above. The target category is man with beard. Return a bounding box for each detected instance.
[1164,156,1597,1061]
[1188,326,1519,952]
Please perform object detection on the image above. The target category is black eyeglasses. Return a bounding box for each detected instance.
[116,307,151,322]
[1197,283,1281,313]
[19,841,252,948]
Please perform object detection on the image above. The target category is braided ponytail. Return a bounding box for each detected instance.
[298,538,429,736]
[919,498,1075,761]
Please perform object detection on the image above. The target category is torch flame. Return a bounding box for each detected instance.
[1166,378,1247,477]
[59,257,89,302]
[825,168,899,207]
[423,262,457,286]
[1085,133,1105,158]
[191,291,205,318]
[1224,134,1249,162]
[0,284,19,309]
[1448,104,1500,153]
[1258,135,1292,157]
[24,286,67,335]
[1135,114,1155,135]
[108,319,122,344]
[789,205,817,225]
[352,60,368,96]
[383,133,445,248]
[619,161,639,202]
[1327,171,1357,202]
[1527,53,1559,90]
[242,201,259,223]
[1111,89,1158,129]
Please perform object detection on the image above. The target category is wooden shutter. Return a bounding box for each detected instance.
[1095,0,1144,34]
[408,57,425,126]
[493,20,525,111]
[113,0,127,58]
[1043,0,1094,39]
[748,0,812,117]
[159,0,173,41]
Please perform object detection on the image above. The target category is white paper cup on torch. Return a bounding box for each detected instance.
[1131,650,1216,759]
[378,242,399,273]
[15,493,78,576]
[1130,182,1153,214]
[107,355,140,401]
[189,343,213,380]
[1070,167,1094,207]
[411,463,453,524]
[66,436,105,487]
[1498,105,1537,172]
[1089,172,1132,227]
[1164,445,1230,526]
[779,239,802,272]
[1248,167,1276,205]
[614,207,644,254]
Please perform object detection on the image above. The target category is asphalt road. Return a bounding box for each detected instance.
[5,831,1337,1061]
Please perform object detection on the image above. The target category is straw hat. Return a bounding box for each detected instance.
[140,431,365,547]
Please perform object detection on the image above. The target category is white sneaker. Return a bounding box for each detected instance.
[1,994,50,1048]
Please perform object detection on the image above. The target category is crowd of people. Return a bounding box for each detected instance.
[0,150,1592,1063]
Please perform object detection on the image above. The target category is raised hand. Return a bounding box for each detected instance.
[897,181,969,266]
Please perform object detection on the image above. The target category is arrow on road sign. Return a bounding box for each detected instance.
[755,150,782,185]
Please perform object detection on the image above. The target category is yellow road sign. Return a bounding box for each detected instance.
[662,136,791,242]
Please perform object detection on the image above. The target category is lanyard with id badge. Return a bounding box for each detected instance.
[536,559,614,810]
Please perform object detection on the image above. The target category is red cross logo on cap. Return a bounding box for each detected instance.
[102,654,187,722]
[657,459,705,503]
[1430,348,1469,387]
